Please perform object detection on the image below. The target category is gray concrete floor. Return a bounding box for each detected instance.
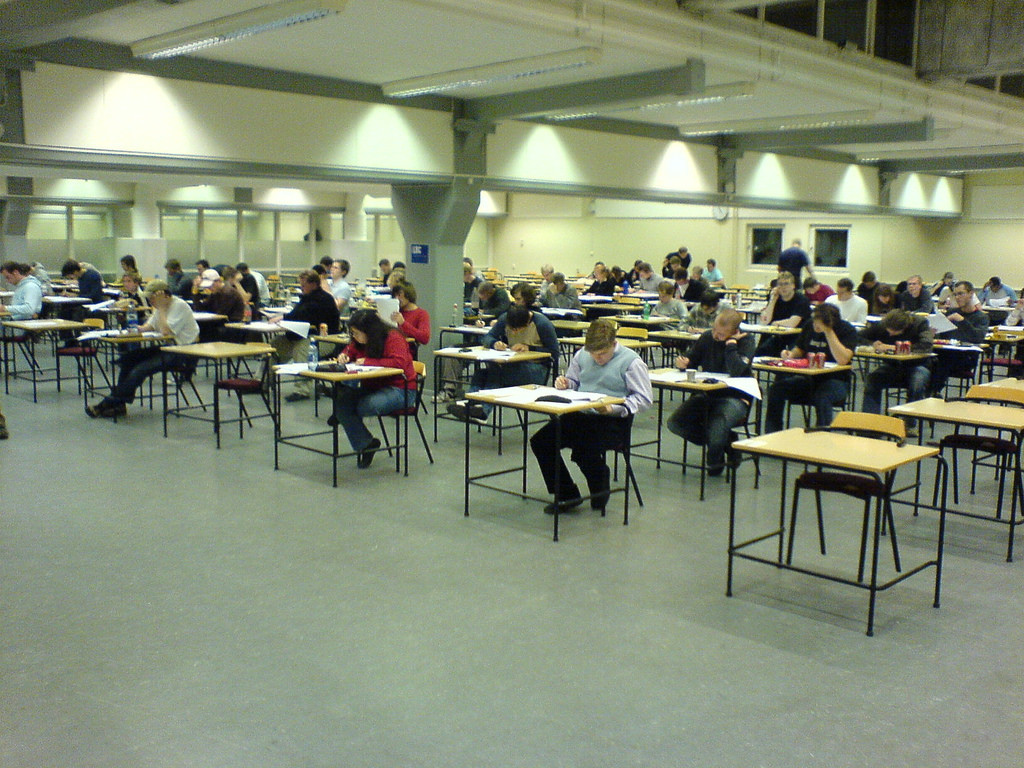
[1,372,1022,768]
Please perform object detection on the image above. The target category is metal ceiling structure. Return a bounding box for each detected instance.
[0,0,1023,180]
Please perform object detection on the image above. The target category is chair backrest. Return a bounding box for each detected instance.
[83,318,104,329]
[617,326,649,340]
[617,296,643,305]
[964,384,1024,408]
[830,410,906,441]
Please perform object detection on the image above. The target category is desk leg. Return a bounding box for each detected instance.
[727,453,738,596]
[432,357,439,443]
[866,471,890,637]
[463,414,471,516]
[553,414,562,543]
[1008,444,1023,562]
[934,455,948,609]
[655,389,664,470]
[521,410,529,495]
[161,360,169,438]
[777,460,788,564]
[273,373,281,470]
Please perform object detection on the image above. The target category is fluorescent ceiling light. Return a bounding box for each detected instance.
[382,47,602,98]
[546,81,755,121]
[131,0,346,59]
[679,110,879,137]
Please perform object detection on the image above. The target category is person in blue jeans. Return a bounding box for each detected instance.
[330,309,415,468]
[764,303,858,432]
[859,309,934,417]
[666,309,754,476]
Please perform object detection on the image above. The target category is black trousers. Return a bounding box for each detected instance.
[530,413,629,498]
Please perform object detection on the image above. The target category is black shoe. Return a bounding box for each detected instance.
[707,464,725,477]
[447,401,467,421]
[285,392,310,402]
[544,486,584,514]
[465,403,489,425]
[0,422,8,440]
[86,404,102,418]
[327,414,339,427]
[357,437,381,469]
[107,403,127,419]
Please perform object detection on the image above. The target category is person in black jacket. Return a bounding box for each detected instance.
[764,303,858,432]
[666,308,755,476]
[929,280,990,397]
[859,309,934,415]
[269,269,340,402]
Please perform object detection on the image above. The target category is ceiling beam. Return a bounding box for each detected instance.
[880,153,1024,173]
[466,60,705,122]
[22,38,454,112]
[0,0,142,51]
[730,118,935,150]
[681,1,796,10]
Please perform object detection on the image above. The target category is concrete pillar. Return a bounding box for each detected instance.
[390,179,481,358]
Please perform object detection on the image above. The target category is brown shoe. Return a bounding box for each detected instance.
[0,420,8,440]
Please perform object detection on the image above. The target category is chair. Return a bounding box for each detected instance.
[213,350,273,448]
[1,325,31,394]
[377,360,433,467]
[609,415,642,522]
[617,295,643,305]
[933,385,1024,560]
[787,411,906,582]
[616,326,652,364]
[55,318,104,400]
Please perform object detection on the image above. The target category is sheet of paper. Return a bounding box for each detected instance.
[374,297,400,327]
[85,299,115,311]
[279,320,310,338]
[988,297,1010,308]
[274,362,310,375]
[927,312,957,333]
[475,349,515,360]
[722,376,762,401]
[242,321,284,333]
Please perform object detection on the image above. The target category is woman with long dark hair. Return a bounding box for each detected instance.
[331,309,416,468]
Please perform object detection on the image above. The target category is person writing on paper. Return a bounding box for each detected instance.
[530,318,652,514]
[979,276,1017,306]
[539,273,582,311]
[666,309,754,477]
[651,280,687,329]
[269,269,340,402]
[447,304,560,425]
[390,280,430,351]
[474,281,511,324]
[929,280,989,397]
[329,309,416,469]
[764,303,857,433]
[85,280,199,419]
[0,261,43,320]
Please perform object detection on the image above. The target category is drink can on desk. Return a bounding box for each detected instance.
[813,352,826,367]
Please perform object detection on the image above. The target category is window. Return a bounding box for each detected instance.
[750,226,784,266]
[813,227,849,268]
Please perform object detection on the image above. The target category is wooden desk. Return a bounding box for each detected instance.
[431,346,553,443]
[550,319,591,334]
[464,384,626,542]
[739,323,802,337]
[889,397,1024,561]
[160,342,275,448]
[273,365,407,485]
[729,428,944,636]
[615,315,677,329]
[224,321,286,340]
[2,318,90,401]
[639,368,731,500]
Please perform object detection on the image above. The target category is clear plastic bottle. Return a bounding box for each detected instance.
[126,304,139,333]
[452,303,460,327]
[307,339,319,370]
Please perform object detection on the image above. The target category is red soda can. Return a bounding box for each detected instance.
[815,352,826,367]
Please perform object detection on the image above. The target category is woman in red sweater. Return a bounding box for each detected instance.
[331,309,416,468]
[390,280,431,351]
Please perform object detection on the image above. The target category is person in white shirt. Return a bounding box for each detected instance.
[329,259,353,314]
[86,280,199,419]
[824,277,869,324]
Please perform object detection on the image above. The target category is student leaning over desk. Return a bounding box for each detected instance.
[530,318,652,515]
[330,309,416,469]
[0,261,43,320]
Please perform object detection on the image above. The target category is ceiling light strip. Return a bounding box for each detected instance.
[131,0,346,60]
[381,47,602,98]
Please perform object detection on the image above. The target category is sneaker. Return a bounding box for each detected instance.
[432,390,456,404]
[285,392,310,402]
[86,404,102,419]
[357,437,381,469]
[465,403,489,425]
[447,401,468,420]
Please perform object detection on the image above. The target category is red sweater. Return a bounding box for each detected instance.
[398,306,431,346]
[342,330,416,390]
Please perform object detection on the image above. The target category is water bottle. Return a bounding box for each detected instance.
[307,340,319,371]
[452,303,460,327]
[126,304,139,333]
[642,302,651,320]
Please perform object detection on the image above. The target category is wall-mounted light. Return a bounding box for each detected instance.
[381,47,602,98]
[679,110,879,137]
[545,81,755,121]
[131,0,346,60]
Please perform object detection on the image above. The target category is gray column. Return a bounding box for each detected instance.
[390,179,480,359]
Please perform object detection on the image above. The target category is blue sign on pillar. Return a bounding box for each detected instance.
[410,243,429,264]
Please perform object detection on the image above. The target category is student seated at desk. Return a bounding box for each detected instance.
[929,280,989,397]
[476,281,511,319]
[859,309,934,417]
[764,303,858,432]
[756,270,812,357]
[447,304,560,425]
[114,271,148,313]
[651,280,686,328]
[530,318,652,514]
[85,280,199,419]
[540,273,582,311]
[270,269,340,402]
[683,290,724,332]
[390,280,430,349]
[0,261,43,320]
[666,309,754,476]
[329,309,416,469]
[585,264,618,296]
